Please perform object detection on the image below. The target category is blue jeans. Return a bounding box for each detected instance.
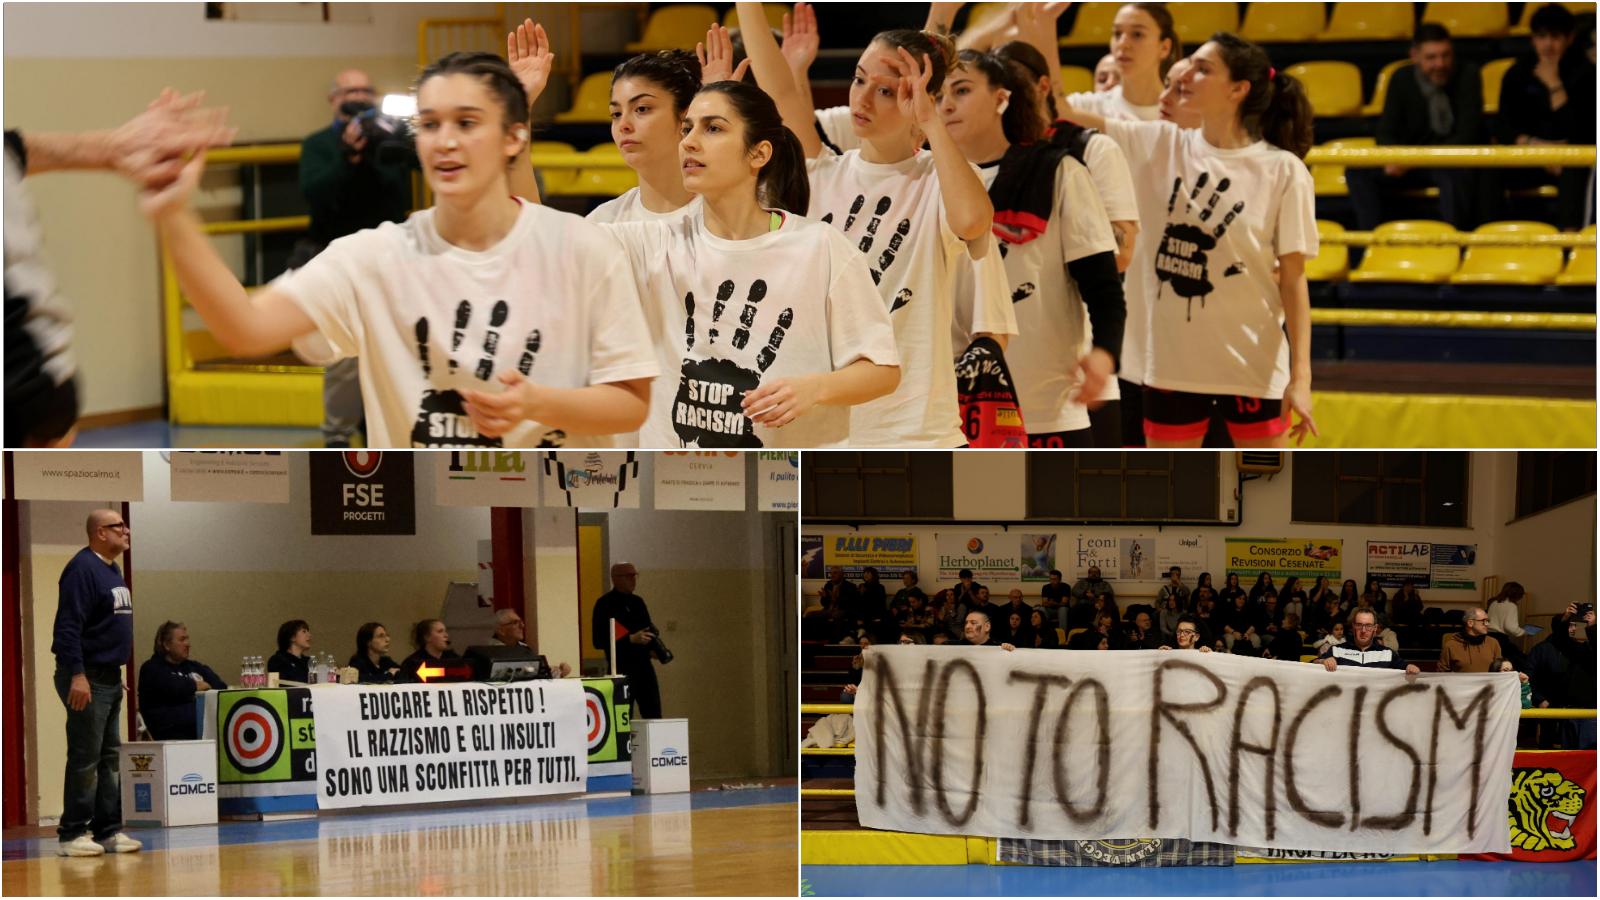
[53,665,124,842]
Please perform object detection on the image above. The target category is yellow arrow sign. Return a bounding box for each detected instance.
[416,663,442,682]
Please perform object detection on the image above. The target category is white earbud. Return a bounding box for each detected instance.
[997,98,1010,115]
[514,127,529,141]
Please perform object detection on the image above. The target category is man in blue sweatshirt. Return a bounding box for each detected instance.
[51,509,141,857]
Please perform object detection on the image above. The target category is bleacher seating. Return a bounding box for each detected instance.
[1421,2,1511,37]
[1286,61,1365,117]
[1348,220,1462,283]
[625,4,717,53]
[1452,221,1565,285]
[553,72,613,124]
[1311,136,1376,197]
[1318,2,1415,41]
[721,2,787,31]
[1239,2,1326,42]
[1556,225,1597,286]
[1059,64,1094,96]
[1361,58,1409,116]
[1170,2,1238,44]
[1480,56,1516,114]
[1059,2,1118,47]
[1307,220,1351,281]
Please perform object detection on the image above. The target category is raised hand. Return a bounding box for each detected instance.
[116,90,236,191]
[780,3,820,74]
[137,149,208,220]
[698,23,751,84]
[882,48,939,126]
[507,18,555,107]
[1013,1,1068,46]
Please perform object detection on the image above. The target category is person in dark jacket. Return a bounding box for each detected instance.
[1350,23,1494,230]
[592,562,665,719]
[1319,609,1420,673]
[267,619,312,684]
[397,618,463,683]
[1549,602,1596,749]
[137,621,226,740]
[348,621,401,684]
[1495,3,1596,230]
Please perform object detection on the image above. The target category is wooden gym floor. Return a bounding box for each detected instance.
[3,785,797,896]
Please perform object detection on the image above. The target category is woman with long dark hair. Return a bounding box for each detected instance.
[1060,32,1319,448]
[349,621,401,684]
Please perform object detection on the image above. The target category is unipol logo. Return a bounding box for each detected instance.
[343,451,383,478]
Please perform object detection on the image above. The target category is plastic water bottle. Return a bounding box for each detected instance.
[253,656,263,688]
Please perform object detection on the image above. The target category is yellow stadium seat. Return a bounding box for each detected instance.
[1055,627,1067,644]
[529,140,579,195]
[722,3,787,33]
[1310,137,1375,197]
[1240,2,1326,42]
[569,143,638,198]
[1060,2,1118,47]
[626,3,717,52]
[1422,2,1509,37]
[1318,2,1414,41]
[553,72,614,124]
[1060,65,1094,97]
[1512,1,1597,34]
[1481,57,1515,114]
[1452,221,1564,285]
[1306,221,1350,281]
[1285,61,1364,117]
[1361,59,1408,116]
[1171,2,1238,44]
[1555,226,1597,287]
[1349,220,1462,284]
[1067,627,1086,642]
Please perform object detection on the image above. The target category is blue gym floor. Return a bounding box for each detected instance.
[71,422,328,449]
[801,859,1597,897]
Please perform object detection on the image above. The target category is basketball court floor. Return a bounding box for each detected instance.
[4,785,796,896]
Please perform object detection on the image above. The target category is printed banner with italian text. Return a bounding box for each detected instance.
[434,451,539,507]
[823,534,917,579]
[1225,538,1343,580]
[936,532,1018,583]
[308,452,415,535]
[169,452,289,503]
[312,681,587,810]
[653,451,746,511]
[853,646,1518,853]
[12,451,143,501]
[756,451,799,512]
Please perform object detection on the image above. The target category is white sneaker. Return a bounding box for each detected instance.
[57,834,105,857]
[97,832,142,854]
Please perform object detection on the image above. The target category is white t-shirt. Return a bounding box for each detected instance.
[586,188,703,225]
[1103,120,1318,399]
[278,201,659,448]
[814,106,861,154]
[1075,132,1138,404]
[1066,85,1160,122]
[606,211,900,448]
[973,156,1118,434]
[807,149,1012,447]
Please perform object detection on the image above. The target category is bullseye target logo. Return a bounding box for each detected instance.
[584,686,610,757]
[221,696,288,780]
[342,451,383,478]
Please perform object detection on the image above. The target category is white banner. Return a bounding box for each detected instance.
[756,451,799,512]
[12,451,143,501]
[936,533,1018,583]
[312,681,587,810]
[653,451,746,511]
[434,451,540,507]
[854,646,1518,853]
[540,452,640,509]
[168,452,289,503]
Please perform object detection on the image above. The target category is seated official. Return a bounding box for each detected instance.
[267,619,313,683]
[397,618,462,682]
[348,621,400,684]
[137,621,226,740]
[488,608,571,677]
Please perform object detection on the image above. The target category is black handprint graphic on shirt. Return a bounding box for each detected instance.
[673,278,792,448]
[1153,172,1246,321]
[822,194,912,291]
[410,299,542,447]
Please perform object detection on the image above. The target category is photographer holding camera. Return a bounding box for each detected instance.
[295,68,413,447]
[592,562,670,720]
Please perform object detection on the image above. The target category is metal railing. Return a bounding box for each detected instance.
[1304,145,1596,168]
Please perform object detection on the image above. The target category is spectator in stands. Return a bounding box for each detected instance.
[975,585,1006,631]
[1192,571,1215,607]
[959,609,1015,650]
[1278,576,1307,623]
[1319,608,1420,673]
[1527,612,1571,746]
[819,566,859,640]
[1218,572,1246,608]
[1091,611,1122,650]
[898,631,925,646]
[1259,590,1282,629]
[930,589,963,640]
[1350,23,1493,231]
[1263,612,1304,661]
[1029,609,1060,649]
[1306,575,1335,610]
[1124,610,1161,650]
[1248,572,1275,603]
[893,571,928,615]
[1337,578,1360,611]
[1192,587,1220,642]
[1491,657,1534,708]
[1305,591,1338,637]
[1314,621,1347,655]
[1068,628,1111,651]
[842,635,871,698]
[267,620,312,684]
[1222,592,1261,654]
[398,619,462,683]
[1004,588,1032,629]
[1439,607,1498,673]
[953,568,985,608]
[348,621,400,684]
[858,566,889,640]
[1361,577,1389,614]
[1392,579,1426,627]
[1378,617,1403,657]
[1157,566,1189,611]
[1006,611,1030,647]
[1549,603,1595,748]
[1040,569,1072,631]
[138,622,226,741]
[1158,591,1183,645]
[1072,565,1116,606]
[295,68,413,447]
[902,592,933,633]
[1495,3,1597,231]
[1486,581,1528,638]
[1159,615,1212,652]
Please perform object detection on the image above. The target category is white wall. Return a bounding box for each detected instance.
[804,453,1541,612]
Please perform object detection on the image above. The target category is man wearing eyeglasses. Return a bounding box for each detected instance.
[1438,606,1498,673]
[1319,609,1420,674]
[49,510,140,857]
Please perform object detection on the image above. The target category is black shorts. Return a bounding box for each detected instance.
[1143,388,1287,442]
[1027,428,1095,448]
